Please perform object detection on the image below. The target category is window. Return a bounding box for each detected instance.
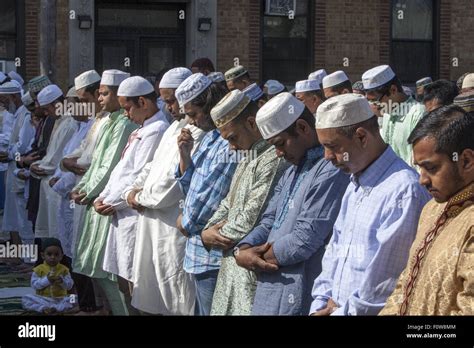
[262,0,313,86]
[95,0,185,75]
[0,0,17,61]
[390,0,438,84]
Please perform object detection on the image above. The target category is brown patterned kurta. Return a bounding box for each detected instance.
[380,183,474,316]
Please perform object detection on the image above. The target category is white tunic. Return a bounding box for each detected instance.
[51,119,93,257]
[127,118,204,315]
[101,112,169,281]
[32,116,78,238]
[2,106,35,241]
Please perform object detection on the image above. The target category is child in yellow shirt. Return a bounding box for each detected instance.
[22,238,75,314]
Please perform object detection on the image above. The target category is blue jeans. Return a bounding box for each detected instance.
[194,269,219,316]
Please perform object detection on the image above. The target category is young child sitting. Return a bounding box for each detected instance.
[22,238,75,314]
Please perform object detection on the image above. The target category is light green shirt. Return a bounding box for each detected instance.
[382,96,425,166]
[73,110,138,278]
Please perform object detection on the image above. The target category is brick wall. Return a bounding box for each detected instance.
[55,0,69,91]
[24,0,40,81]
[216,0,261,83]
[447,0,474,81]
[313,0,390,83]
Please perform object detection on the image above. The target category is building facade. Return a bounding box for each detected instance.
[2,0,473,90]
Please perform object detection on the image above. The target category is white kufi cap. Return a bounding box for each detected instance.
[159,68,192,89]
[101,69,130,87]
[362,65,396,91]
[264,80,285,95]
[117,76,155,97]
[37,84,63,106]
[322,71,350,89]
[316,93,374,129]
[75,70,101,91]
[256,92,305,140]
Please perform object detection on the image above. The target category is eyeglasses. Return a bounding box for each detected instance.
[368,92,386,107]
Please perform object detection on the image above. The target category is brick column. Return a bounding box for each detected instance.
[25,0,40,81]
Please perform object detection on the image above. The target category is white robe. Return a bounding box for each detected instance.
[33,116,77,238]
[101,112,169,282]
[126,118,204,315]
[2,106,35,241]
[51,120,93,257]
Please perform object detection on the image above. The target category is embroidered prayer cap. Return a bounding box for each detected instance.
[322,71,350,89]
[225,65,248,82]
[74,70,101,91]
[101,69,130,87]
[295,79,321,93]
[243,83,264,101]
[256,92,305,140]
[175,73,212,108]
[211,89,251,128]
[462,73,474,89]
[454,90,474,113]
[27,76,52,94]
[159,67,192,89]
[264,80,285,95]
[117,76,155,98]
[207,72,225,83]
[316,93,374,129]
[37,84,63,107]
[8,71,24,86]
[0,81,22,95]
[416,77,433,88]
[352,80,364,91]
[21,91,34,107]
[362,65,396,91]
[308,69,327,85]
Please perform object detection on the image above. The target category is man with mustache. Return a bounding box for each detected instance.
[381,105,474,315]
[310,93,431,316]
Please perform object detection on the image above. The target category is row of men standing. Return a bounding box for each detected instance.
[0,61,472,315]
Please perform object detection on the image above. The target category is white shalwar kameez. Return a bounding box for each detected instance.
[101,112,169,282]
[127,118,204,315]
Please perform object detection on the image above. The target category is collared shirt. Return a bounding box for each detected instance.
[99,112,169,209]
[310,146,431,316]
[176,129,238,274]
[238,146,349,315]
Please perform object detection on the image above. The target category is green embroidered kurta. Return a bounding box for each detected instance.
[73,111,138,278]
[381,97,425,166]
[208,139,288,315]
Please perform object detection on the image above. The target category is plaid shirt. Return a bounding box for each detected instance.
[310,147,431,315]
[176,129,237,274]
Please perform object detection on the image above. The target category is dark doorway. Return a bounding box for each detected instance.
[95,0,186,76]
